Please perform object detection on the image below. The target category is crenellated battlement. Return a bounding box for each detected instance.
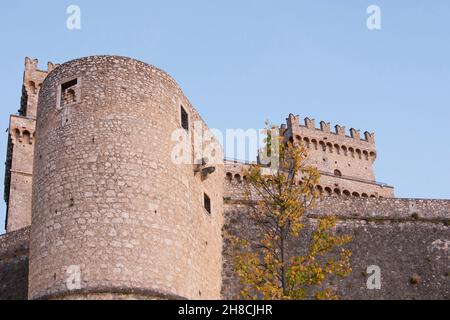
[8,116,36,146]
[6,55,449,302]
[20,58,58,118]
[3,58,48,233]
[24,57,57,73]
[284,114,376,146]
[280,113,386,194]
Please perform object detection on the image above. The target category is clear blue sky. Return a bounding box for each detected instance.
[1,1,449,233]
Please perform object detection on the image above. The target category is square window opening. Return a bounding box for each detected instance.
[61,79,78,107]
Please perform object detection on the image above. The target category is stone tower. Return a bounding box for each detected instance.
[282,114,394,198]
[4,58,56,232]
[28,56,224,300]
[1,55,448,301]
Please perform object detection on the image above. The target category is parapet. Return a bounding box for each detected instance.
[309,197,450,222]
[0,227,30,261]
[222,197,449,300]
[28,55,224,300]
[20,58,58,118]
[8,115,36,145]
[23,57,57,86]
[0,227,30,300]
[285,114,376,146]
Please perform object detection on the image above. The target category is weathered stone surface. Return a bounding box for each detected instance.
[0,227,29,300]
[284,114,393,198]
[28,56,224,300]
[0,55,448,301]
[3,58,52,233]
[222,197,450,300]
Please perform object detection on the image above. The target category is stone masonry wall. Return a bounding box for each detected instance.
[317,173,394,198]
[4,58,54,233]
[0,55,447,301]
[283,114,394,198]
[222,197,449,300]
[4,116,36,232]
[0,227,30,300]
[29,56,224,300]
[224,160,394,200]
[20,58,55,118]
[284,114,377,180]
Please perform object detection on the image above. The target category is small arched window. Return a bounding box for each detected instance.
[22,130,31,144]
[334,169,342,177]
[65,89,76,105]
[334,144,340,154]
[349,148,355,158]
[28,81,38,94]
[319,141,326,152]
[327,143,333,153]
[14,128,21,140]
[356,149,362,159]
[303,137,310,148]
[341,146,348,156]
[363,151,369,160]
[311,139,318,150]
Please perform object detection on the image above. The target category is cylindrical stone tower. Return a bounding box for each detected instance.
[29,56,224,300]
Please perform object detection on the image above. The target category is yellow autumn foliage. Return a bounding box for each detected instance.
[231,126,352,300]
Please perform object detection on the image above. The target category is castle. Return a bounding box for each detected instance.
[0,56,448,300]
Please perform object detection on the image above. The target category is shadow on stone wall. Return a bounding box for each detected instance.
[222,198,449,300]
[0,227,29,300]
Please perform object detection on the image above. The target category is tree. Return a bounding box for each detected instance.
[231,126,352,300]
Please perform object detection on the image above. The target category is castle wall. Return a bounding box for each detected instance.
[284,114,377,180]
[0,55,446,301]
[224,162,394,200]
[222,197,449,300]
[282,114,393,198]
[20,58,55,118]
[3,58,54,233]
[317,173,394,198]
[29,56,224,300]
[0,227,30,300]
[4,116,35,232]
